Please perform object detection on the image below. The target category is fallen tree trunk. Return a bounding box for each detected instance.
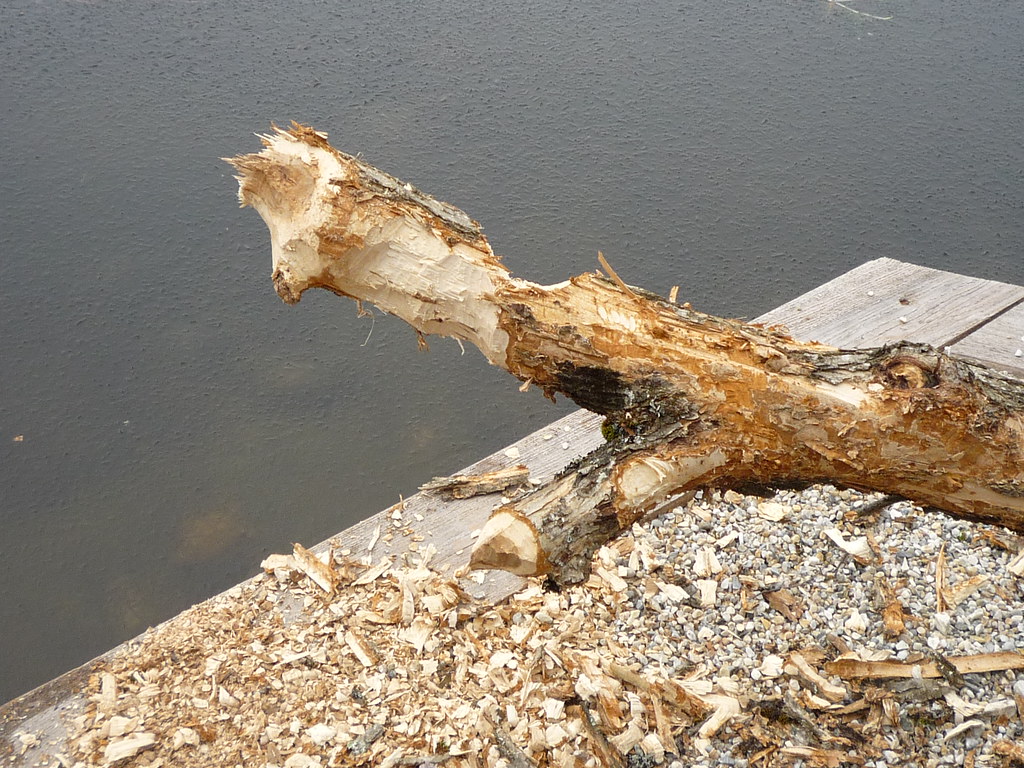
[227,124,1024,584]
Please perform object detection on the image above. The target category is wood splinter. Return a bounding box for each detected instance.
[229,124,1024,585]
[825,651,1024,680]
[419,465,530,500]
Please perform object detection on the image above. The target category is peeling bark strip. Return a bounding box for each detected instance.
[419,465,531,499]
[228,124,1024,584]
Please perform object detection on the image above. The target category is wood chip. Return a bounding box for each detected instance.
[658,679,715,718]
[607,662,649,692]
[695,546,723,577]
[696,694,741,741]
[419,465,530,499]
[217,685,240,708]
[595,565,628,592]
[779,746,864,767]
[102,733,156,764]
[106,716,136,738]
[716,530,740,548]
[696,579,718,607]
[306,723,336,746]
[826,651,1024,679]
[844,609,869,634]
[366,524,381,554]
[171,728,199,750]
[597,251,641,303]
[824,528,875,565]
[398,616,433,653]
[942,574,989,610]
[764,588,804,621]
[757,502,789,522]
[944,719,985,742]
[399,573,416,625]
[787,652,849,703]
[344,629,378,667]
[935,543,949,612]
[291,542,337,593]
[649,692,675,758]
[979,529,1024,552]
[759,654,785,678]
[654,580,691,604]
[576,701,626,768]
[97,671,117,715]
[352,557,392,585]
[608,721,644,753]
[1007,550,1024,578]
[876,574,907,639]
[993,739,1024,762]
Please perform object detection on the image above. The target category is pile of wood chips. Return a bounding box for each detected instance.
[66,538,720,767]
[54,530,1024,768]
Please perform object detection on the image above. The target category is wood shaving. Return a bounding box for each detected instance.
[694,546,723,577]
[875,574,907,639]
[696,579,718,607]
[826,651,1024,679]
[419,465,530,499]
[786,653,849,703]
[824,528,875,565]
[779,745,864,766]
[764,588,804,621]
[936,543,949,612]
[1007,550,1024,578]
[757,502,789,522]
[292,542,338,593]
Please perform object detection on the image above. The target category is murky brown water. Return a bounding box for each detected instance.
[2,0,1022,701]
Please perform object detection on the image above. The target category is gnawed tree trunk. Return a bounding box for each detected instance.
[227,124,1024,584]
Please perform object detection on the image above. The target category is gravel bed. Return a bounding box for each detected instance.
[611,486,1024,767]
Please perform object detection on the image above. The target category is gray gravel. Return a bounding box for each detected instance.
[605,485,1024,766]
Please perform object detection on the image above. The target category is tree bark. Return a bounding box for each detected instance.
[227,124,1024,584]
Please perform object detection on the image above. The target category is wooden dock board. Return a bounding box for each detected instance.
[2,258,1022,764]
[950,300,1024,378]
[757,257,1024,352]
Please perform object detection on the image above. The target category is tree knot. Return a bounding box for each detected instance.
[882,356,938,390]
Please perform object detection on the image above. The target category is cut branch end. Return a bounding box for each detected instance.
[470,510,547,576]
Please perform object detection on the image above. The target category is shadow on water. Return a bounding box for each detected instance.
[1,0,1022,701]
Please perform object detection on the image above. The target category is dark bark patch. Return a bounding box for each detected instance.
[555,363,633,414]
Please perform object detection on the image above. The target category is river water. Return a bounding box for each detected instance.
[1,0,1022,701]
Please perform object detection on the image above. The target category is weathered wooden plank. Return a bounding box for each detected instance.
[0,679,89,766]
[757,257,1024,349]
[950,301,1024,378]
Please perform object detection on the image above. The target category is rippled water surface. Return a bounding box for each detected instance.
[1,0,1022,701]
